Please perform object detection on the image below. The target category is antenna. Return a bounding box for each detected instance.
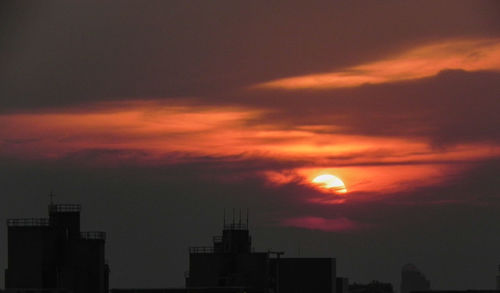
[49,190,55,205]
[232,208,235,226]
[239,208,242,226]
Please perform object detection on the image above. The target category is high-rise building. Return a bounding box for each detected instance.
[496,264,500,290]
[337,278,349,293]
[186,211,336,293]
[400,264,430,293]
[186,218,269,291]
[5,203,109,293]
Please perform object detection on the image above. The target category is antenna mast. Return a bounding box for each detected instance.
[49,190,55,205]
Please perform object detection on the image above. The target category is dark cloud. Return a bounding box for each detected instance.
[235,70,500,146]
[1,1,500,109]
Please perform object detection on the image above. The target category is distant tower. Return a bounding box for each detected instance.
[186,209,264,290]
[401,263,430,293]
[496,264,500,290]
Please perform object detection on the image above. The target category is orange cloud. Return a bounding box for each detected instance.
[263,141,500,197]
[1,100,499,198]
[0,102,262,160]
[300,164,462,195]
[254,38,500,90]
[263,164,466,205]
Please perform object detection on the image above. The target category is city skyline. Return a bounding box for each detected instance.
[1,1,500,290]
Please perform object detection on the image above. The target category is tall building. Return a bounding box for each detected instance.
[185,212,336,293]
[496,265,500,290]
[337,278,349,293]
[5,203,109,293]
[186,219,269,291]
[401,264,430,293]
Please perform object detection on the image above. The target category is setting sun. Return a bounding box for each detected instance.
[312,174,347,193]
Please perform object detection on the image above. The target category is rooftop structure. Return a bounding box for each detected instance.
[401,263,430,293]
[5,203,109,293]
[185,209,336,293]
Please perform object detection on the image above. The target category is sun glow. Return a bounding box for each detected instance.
[312,174,347,193]
[2,100,500,200]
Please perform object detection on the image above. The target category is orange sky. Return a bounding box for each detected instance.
[0,36,499,234]
[2,99,499,204]
[2,38,500,230]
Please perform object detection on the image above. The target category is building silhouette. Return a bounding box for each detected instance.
[401,264,430,293]
[112,289,250,293]
[413,289,500,293]
[497,265,500,290]
[5,203,109,293]
[349,281,394,293]
[336,277,349,293]
[185,210,337,293]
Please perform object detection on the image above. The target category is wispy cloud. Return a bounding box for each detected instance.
[253,38,500,90]
[1,100,499,201]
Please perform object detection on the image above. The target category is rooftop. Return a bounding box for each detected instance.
[49,204,81,213]
[7,218,50,227]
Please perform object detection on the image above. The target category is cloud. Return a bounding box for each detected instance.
[2,2,500,111]
[241,70,500,147]
[253,38,500,90]
[1,98,499,198]
[281,216,360,232]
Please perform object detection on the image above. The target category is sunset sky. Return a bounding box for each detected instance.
[1,1,500,290]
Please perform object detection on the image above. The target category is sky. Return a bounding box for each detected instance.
[1,1,500,290]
